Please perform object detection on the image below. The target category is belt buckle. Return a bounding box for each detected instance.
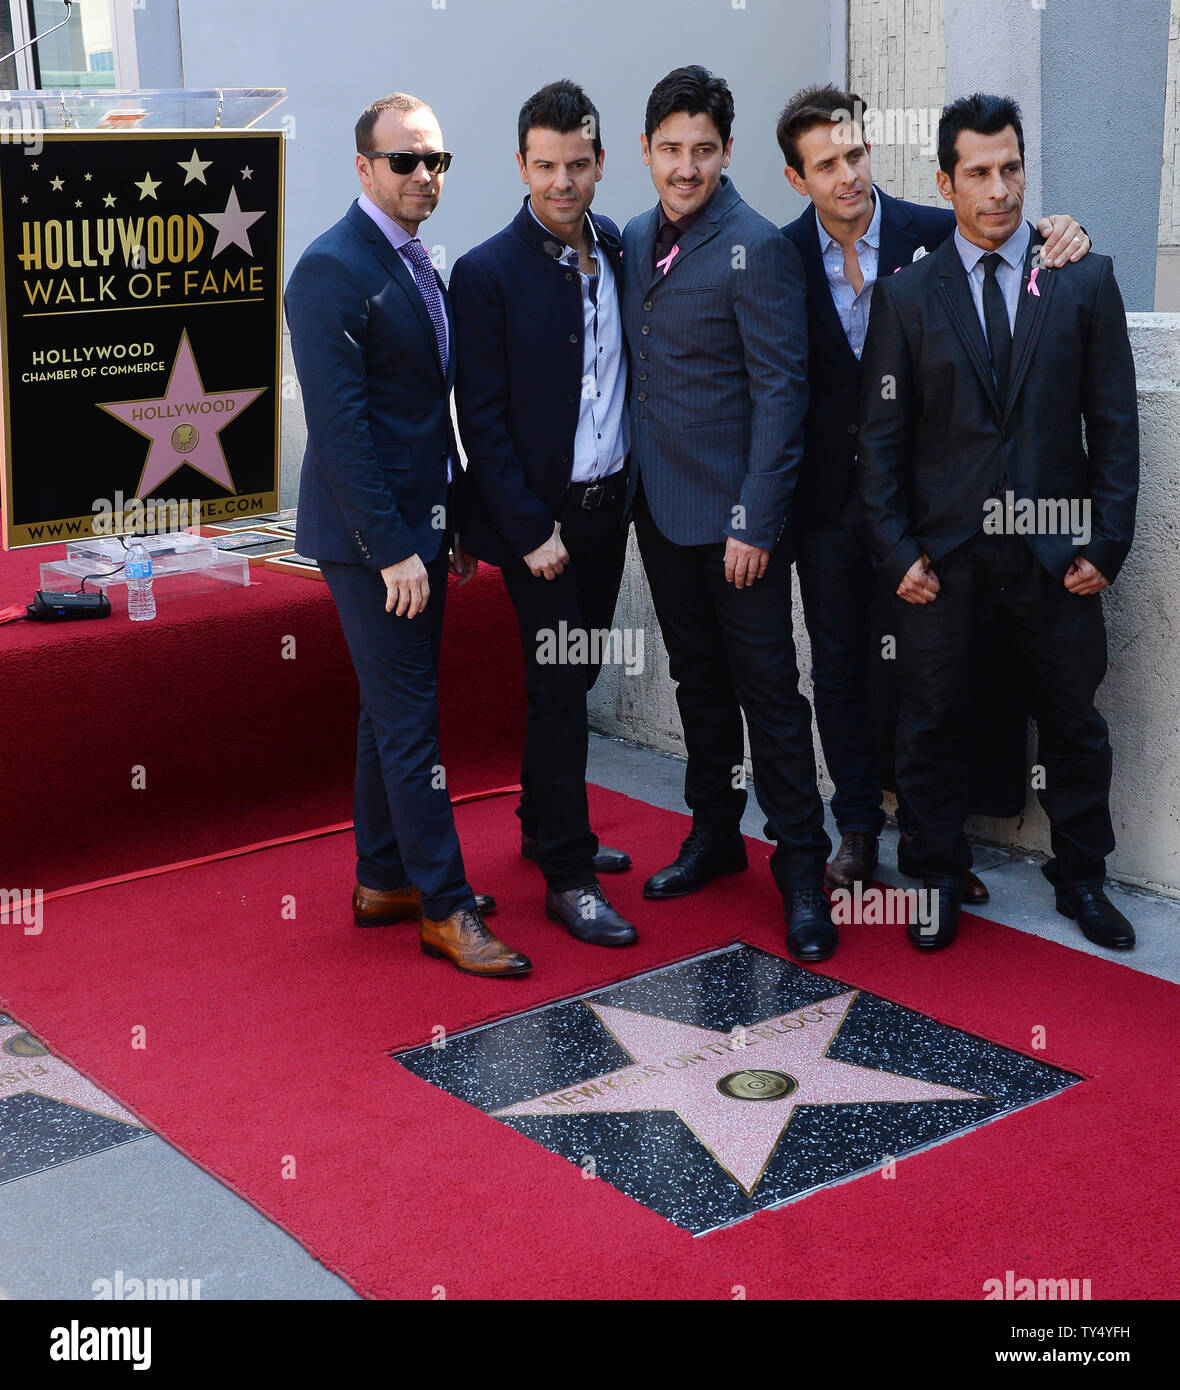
[581,482,604,510]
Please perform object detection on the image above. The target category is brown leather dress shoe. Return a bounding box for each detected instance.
[419,908,532,977]
[825,831,879,890]
[896,836,989,905]
[353,882,496,926]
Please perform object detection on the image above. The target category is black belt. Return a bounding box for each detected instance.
[565,470,627,511]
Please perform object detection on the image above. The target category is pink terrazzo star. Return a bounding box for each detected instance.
[97,330,265,498]
[495,992,984,1194]
[0,1021,141,1127]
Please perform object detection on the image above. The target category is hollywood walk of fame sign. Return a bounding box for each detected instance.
[396,946,1081,1235]
[0,129,284,548]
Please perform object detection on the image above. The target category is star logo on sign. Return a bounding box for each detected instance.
[97,330,265,498]
[495,992,984,1194]
[135,170,161,200]
[177,147,212,185]
[240,165,253,181]
[200,185,265,258]
[0,1021,141,1128]
[49,175,63,191]
[103,193,116,208]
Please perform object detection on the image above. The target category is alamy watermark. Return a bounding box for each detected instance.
[536,621,644,677]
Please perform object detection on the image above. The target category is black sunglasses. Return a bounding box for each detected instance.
[362,149,453,176]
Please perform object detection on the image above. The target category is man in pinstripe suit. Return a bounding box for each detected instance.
[621,65,836,962]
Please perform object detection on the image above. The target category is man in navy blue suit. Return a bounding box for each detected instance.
[285,92,530,979]
[777,84,1090,899]
[451,81,637,948]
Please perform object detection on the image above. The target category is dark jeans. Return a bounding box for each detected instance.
[500,491,628,890]
[320,552,476,920]
[896,530,1114,884]
[633,486,830,895]
[794,498,887,837]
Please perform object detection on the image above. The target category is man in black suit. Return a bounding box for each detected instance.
[621,65,835,962]
[286,92,530,978]
[778,84,1090,900]
[858,93,1138,951]
[450,81,637,947]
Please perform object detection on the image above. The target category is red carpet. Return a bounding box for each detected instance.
[2,784,1176,1300]
[0,546,523,890]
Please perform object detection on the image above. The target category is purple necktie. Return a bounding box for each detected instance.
[401,238,449,374]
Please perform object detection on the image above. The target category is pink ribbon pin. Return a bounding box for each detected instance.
[656,244,680,275]
[1027,266,1042,297]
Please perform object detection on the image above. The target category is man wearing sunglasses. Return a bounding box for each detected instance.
[286,92,531,979]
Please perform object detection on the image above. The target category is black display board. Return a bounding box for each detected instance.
[0,129,284,547]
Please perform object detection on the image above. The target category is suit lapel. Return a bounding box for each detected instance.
[348,202,444,380]
[876,186,916,275]
[799,206,856,359]
[644,177,736,292]
[1004,228,1053,422]
[933,236,1003,421]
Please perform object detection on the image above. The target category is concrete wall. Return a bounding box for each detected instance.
[589,316,1180,899]
[849,0,947,206]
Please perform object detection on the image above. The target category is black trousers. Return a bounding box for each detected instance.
[320,550,476,920]
[896,530,1114,885]
[633,486,830,895]
[500,491,628,890]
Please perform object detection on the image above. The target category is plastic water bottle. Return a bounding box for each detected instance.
[125,543,156,622]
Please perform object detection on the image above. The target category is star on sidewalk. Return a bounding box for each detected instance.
[177,147,212,185]
[495,993,985,1194]
[0,1021,140,1128]
[96,331,265,498]
[200,185,266,258]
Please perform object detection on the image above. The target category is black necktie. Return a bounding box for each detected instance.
[982,252,1012,406]
[654,219,680,272]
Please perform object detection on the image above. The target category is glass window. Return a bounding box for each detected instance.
[27,0,115,90]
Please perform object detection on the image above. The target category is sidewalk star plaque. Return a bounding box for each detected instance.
[395,945,1080,1234]
[0,129,284,548]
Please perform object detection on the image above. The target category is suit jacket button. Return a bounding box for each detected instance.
[643,300,653,311]
[847,423,858,435]
[566,273,574,281]
[567,394,576,404]
[637,392,647,402]
[639,350,648,360]
[561,454,570,464]
[569,333,579,343]
[639,371,648,381]
[641,325,651,335]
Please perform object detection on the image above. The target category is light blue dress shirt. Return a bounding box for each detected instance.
[528,204,629,482]
[818,188,882,359]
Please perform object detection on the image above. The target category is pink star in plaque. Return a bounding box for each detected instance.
[0,1020,141,1127]
[495,992,984,1194]
[97,331,265,498]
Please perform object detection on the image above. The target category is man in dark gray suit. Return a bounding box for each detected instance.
[621,65,835,961]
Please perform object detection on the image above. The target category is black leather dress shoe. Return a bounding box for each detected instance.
[545,883,638,946]
[785,888,838,962]
[1055,883,1135,949]
[897,834,989,905]
[522,837,632,875]
[910,881,961,950]
[643,827,747,899]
